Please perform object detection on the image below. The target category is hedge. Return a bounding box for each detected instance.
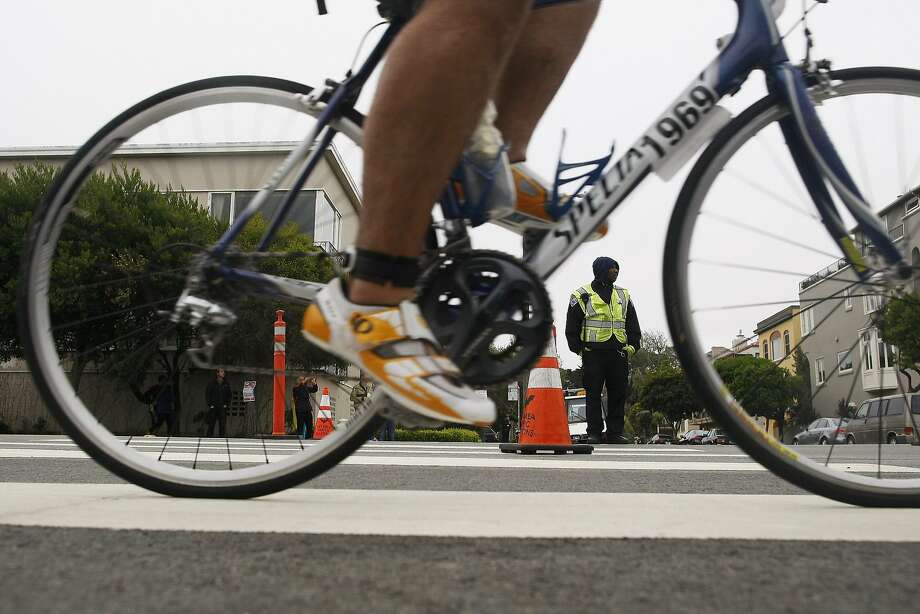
[394,427,481,442]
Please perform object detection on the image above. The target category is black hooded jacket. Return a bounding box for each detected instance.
[565,257,642,355]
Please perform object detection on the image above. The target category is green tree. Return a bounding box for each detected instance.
[211,213,341,373]
[559,365,583,390]
[0,163,221,395]
[714,355,795,439]
[628,330,679,405]
[788,348,815,429]
[1,162,340,428]
[637,363,702,432]
[0,164,52,363]
[880,294,920,391]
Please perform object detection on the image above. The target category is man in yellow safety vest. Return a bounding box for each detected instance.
[565,257,642,444]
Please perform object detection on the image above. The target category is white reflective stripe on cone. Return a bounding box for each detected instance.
[274,326,286,336]
[528,367,562,390]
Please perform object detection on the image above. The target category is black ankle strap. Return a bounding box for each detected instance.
[348,248,420,288]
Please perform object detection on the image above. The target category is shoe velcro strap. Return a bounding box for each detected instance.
[349,248,420,288]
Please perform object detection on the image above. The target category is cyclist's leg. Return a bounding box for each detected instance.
[352,0,532,306]
[494,0,600,163]
[304,0,532,426]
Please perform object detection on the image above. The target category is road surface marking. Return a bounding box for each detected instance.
[1,483,918,541]
[2,448,917,473]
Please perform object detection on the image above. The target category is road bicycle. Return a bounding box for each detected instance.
[18,0,920,505]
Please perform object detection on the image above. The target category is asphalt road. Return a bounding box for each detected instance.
[2,435,920,614]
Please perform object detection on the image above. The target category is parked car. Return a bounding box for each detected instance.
[792,417,848,445]
[846,394,920,444]
[701,428,732,445]
[675,429,708,445]
[647,433,672,444]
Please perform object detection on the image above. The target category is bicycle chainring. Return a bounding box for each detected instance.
[417,250,552,385]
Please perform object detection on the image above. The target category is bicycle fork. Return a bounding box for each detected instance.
[771,61,910,280]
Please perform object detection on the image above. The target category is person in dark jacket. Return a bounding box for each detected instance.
[565,257,641,444]
[145,375,176,436]
[292,376,318,439]
[205,368,232,437]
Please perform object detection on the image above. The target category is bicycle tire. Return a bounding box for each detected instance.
[18,75,384,498]
[665,66,920,507]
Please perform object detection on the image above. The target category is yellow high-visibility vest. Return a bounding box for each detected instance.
[572,284,630,345]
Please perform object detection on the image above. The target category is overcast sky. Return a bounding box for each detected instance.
[5,0,920,368]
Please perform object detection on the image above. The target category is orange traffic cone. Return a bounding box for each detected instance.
[313,387,334,439]
[500,328,593,455]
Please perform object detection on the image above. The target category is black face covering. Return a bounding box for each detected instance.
[592,256,618,285]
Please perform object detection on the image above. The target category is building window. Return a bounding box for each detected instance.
[800,308,814,336]
[844,287,852,311]
[208,192,234,225]
[230,189,341,250]
[313,191,342,251]
[837,349,853,374]
[858,328,894,372]
[762,341,769,360]
[815,357,826,386]
[783,330,791,356]
[862,332,875,371]
[889,224,905,241]
[864,293,881,314]
[906,196,919,214]
[770,332,783,362]
[878,337,896,369]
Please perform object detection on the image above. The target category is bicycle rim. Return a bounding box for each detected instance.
[666,67,920,506]
[18,75,384,498]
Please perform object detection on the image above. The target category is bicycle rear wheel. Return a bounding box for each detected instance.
[666,66,920,506]
[18,75,384,498]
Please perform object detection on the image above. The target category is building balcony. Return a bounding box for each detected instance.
[862,367,899,392]
[800,258,851,291]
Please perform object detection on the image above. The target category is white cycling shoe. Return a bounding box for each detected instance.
[301,278,495,427]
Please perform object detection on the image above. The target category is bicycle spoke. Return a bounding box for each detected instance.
[690,259,831,278]
[51,296,180,332]
[823,331,868,466]
[700,211,844,260]
[157,436,171,462]
[722,166,819,222]
[843,96,875,205]
[192,437,202,470]
[756,130,815,209]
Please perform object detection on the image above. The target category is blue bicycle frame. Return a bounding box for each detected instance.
[209,0,904,300]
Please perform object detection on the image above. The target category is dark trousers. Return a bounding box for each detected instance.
[377,419,396,441]
[150,412,176,436]
[583,347,628,439]
[297,411,313,439]
[205,405,227,437]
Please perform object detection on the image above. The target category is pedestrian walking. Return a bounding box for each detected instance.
[292,375,318,439]
[565,257,642,444]
[144,375,176,437]
[204,368,232,437]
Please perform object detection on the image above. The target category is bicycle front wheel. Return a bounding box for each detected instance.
[666,67,920,506]
[18,75,384,498]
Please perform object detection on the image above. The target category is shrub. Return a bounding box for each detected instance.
[0,416,10,434]
[395,427,481,442]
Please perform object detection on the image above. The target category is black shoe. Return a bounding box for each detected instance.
[586,436,604,444]
[606,434,630,445]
